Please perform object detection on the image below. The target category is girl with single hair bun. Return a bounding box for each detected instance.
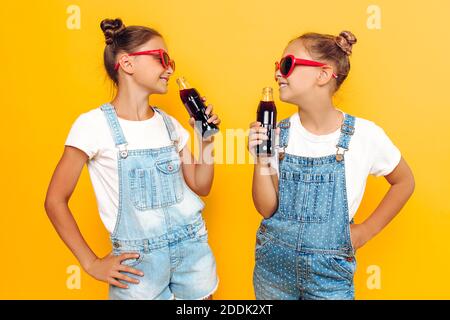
[45,17,221,300]
[100,18,126,46]
[335,30,357,56]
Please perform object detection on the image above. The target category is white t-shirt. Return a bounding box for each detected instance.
[268,111,402,221]
[65,107,190,233]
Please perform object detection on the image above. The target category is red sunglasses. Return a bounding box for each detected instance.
[114,49,175,71]
[275,54,338,80]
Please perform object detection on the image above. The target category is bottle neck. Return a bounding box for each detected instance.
[261,88,273,102]
[177,77,191,90]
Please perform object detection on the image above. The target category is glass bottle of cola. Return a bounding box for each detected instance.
[256,87,277,156]
[177,77,219,139]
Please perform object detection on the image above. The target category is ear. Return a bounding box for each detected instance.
[116,54,135,74]
[317,65,335,86]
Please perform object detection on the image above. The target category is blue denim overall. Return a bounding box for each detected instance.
[253,114,357,300]
[100,103,218,300]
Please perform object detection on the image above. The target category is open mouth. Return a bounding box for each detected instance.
[278,82,288,88]
[160,77,169,82]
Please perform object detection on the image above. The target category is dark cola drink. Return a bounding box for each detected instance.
[176,77,219,139]
[256,87,277,156]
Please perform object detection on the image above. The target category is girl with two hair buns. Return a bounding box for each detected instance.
[45,18,220,300]
[248,31,415,299]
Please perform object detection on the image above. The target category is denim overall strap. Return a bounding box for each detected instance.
[100,103,129,158]
[153,107,180,149]
[335,114,355,161]
[276,113,355,162]
[276,117,291,160]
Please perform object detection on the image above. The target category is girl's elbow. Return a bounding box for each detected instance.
[44,194,67,216]
[405,170,416,195]
[44,197,57,216]
[399,176,415,198]
[409,176,416,195]
[44,192,54,210]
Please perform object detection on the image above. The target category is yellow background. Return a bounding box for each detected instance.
[1,0,449,299]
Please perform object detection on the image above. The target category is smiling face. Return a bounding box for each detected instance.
[116,36,174,94]
[276,39,335,104]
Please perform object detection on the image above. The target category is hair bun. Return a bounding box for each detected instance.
[335,31,357,56]
[100,18,126,45]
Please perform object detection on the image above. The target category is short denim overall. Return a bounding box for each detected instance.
[253,114,357,300]
[100,103,218,300]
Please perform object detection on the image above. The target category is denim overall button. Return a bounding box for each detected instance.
[346,257,353,262]
[260,225,267,233]
[167,164,174,171]
[113,241,121,248]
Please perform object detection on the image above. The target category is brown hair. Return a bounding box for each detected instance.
[100,18,162,85]
[294,30,357,91]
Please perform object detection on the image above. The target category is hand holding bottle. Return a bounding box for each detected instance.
[255,87,277,157]
[177,77,220,139]
[248,87,279,162]
[187,96,221,141]
[248,121,280,161]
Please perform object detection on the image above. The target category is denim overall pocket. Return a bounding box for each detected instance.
[326,255,356,280]
[255,230,272,261]
[112,248,145,268]
[129,157,184,210]
[118,253,145,268]
[299,173,335,223]
[193,220,209,243]
[279,171,335,223]
[278,170,298,219]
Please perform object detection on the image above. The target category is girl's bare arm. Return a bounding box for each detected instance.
[249,123,280,218]
[44,146,98,270]
[351,157,415,249]
[44,146,143,288]
[181,101,220,197]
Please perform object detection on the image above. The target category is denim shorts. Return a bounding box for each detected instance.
[109,218,219,300]
[253,230,356,300]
